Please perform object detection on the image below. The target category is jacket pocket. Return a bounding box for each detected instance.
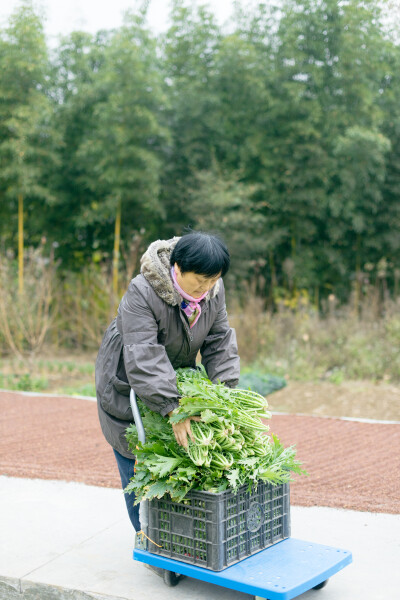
[101,376,133,421]
[111,375,130,396]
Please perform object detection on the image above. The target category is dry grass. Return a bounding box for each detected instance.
[1,251,399,386]
[228,289,400,383]
[0,247,57,359]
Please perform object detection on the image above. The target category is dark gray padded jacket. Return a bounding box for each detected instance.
[95,237,240,458]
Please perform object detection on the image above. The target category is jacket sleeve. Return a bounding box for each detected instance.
[200,280,240,387]
[120,282,180,417]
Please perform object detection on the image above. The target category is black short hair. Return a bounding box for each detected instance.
[170,232,230,278]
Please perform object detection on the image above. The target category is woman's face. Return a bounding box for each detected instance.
[174,263,220,298]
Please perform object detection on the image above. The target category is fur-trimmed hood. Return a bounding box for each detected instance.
[140,237,220,306]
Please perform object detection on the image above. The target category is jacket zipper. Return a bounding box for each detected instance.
[177,298,209,358]
[178,309,193,353]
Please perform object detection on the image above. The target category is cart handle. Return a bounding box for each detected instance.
[130,389,146,444]
[129,389,149,537]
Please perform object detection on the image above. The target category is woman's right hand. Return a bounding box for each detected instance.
[168,413,200,448]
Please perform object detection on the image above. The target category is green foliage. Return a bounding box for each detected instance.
[328,127,391,287]
[239,371,287,396]
[0,2,60,243]
[1,0,400,307]
[0,372,48,392]
[59,382,96,397]
[158,1,221,233]
[0,353,96,396]
[125,366,305,503]
[75,11,169,236]
[186,167,269,287]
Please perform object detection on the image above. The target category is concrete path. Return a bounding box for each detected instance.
[1,476,399,600]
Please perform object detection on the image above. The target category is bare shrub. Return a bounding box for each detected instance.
[55,240,144,351]
[58,264,118,350]
[0,246,58,358]
[229,286,400,383]
[228,293,273,364]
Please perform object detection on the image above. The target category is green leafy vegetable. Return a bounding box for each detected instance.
[125,366,306,503]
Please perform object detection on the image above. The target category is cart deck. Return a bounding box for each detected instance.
[134,537,352,599]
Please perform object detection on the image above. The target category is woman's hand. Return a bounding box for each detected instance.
[168,413,200,448]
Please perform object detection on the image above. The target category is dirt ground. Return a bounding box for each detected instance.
[268,380,400,421]
[41,378,399,421]
[1,390,399,514]
[1,349,399,421]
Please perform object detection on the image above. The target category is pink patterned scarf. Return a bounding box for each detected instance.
[170,266,208,328]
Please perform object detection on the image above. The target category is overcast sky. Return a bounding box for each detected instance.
[1,0,238,45]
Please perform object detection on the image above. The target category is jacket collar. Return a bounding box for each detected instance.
[140,237,220,306]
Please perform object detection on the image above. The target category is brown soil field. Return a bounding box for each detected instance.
[268,380,400,421]
[1,390,399,514]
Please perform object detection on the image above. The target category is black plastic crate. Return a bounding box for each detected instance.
[147,481,290,571]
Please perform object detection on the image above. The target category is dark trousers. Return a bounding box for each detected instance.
[113,449,141,531]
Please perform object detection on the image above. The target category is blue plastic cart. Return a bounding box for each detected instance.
[130,390,352,600]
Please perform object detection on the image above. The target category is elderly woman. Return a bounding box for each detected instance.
[95,231,240,531]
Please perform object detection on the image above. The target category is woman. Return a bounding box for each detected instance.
[95,231,240,531]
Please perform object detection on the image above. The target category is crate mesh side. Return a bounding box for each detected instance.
[148,482,290,570]
[225,489,249,563]
[148,496,215,566]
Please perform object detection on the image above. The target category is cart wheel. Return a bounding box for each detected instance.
[313,579,329,590]
[163,570,184,587]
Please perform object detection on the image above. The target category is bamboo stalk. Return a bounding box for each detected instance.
[314,286,319,311]
[354,233,361,317]
[18,194,24,295]
[112,200,121,299]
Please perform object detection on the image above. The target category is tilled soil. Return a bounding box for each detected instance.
[1,391,399,514]
[268,380,400,421]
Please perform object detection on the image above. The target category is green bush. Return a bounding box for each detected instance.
[238,371,287,396]
[0,372,48,392]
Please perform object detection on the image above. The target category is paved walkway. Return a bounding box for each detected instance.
[1,476,399,600]
[1,390,399,599]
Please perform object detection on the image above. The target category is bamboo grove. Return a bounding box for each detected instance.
[1,0,400,306]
